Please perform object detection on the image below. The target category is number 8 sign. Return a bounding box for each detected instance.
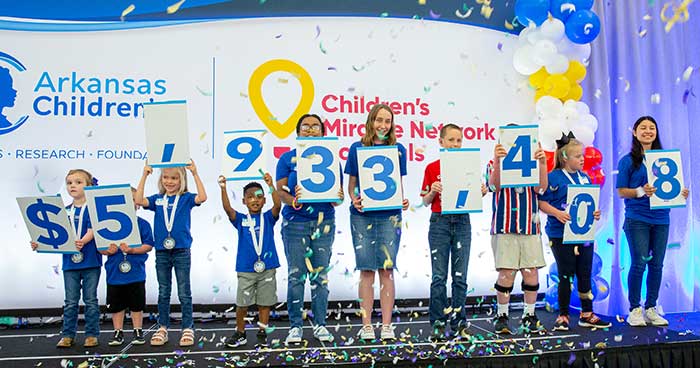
[221,130,266,181]
[85,184,141,251]
[645,149,686,209]
[357,146,403,211]
[297,137,341,203]
[563,185,599,244]
[498,125,540,187]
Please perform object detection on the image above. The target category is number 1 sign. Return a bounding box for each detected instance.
[143,100,191,168]
[221,130,266,181]
[498,125,540,187]
[440,148,483,214]
[645,149,686,209]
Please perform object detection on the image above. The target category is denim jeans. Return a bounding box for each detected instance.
[62,267,101,338]
[623,218,669,310]
[282,218,335,328]
[350,214,401,270]
[427,213,471,328]
[156,248,193,328]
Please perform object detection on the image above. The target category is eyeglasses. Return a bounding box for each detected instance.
[300,124,322,132]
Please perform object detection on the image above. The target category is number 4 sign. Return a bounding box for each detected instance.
[85,184,141,251]
[499,125,540,187]
[645,149,686,209]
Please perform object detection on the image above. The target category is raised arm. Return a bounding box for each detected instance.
[264,173,281,218]
[187,160,207,204]
[135,164,152,207]
[218,176,236,222]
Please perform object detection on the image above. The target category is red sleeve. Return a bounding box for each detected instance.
[420,162,437,197]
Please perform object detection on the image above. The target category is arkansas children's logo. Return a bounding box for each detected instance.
[0,51,29,135]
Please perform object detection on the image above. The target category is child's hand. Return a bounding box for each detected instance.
[218,175,227,189]
[75,240,85,251]
[337,188,345,202]
[186,159,198,175]
[352,196,363,212]
[494,144,507,159]
[643,183,656,197]
[108,243,118,255]
[295,185,303,199]
[534,143,546,163]
[554,210,571,224]
[593,209,601,221]
[263,172,274,188]
[143,164,153,177]
[682,187,689,199]
[402,198,410,211]
[430,181,442,194]
[118,243,131,254]
[30,241,38,251]
[481,183,488,196]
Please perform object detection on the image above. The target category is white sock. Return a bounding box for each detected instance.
[497,303,509,316]
[525,303,536,316]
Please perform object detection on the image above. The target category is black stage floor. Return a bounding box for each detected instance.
[1,309,699,368]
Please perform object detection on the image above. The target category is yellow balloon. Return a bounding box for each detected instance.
[543,74,571,99]
[564,83,583,101]
[529,67,549,89]
[534,88,547,102]
[564,61,587,83]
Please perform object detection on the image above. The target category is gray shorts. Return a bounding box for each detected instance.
[491,234,546,270]
[236,269,277,307]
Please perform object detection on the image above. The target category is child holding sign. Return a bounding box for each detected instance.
[420,124,487,341]
[219,173,281,347]
[488,130,548,335]
[538,133,610,331]
[101,187,154,346]
[345,104,409,341]
[135,161,207,346]
[31,169,102,348]
[616,116,689,327]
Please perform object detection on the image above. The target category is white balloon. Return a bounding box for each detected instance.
[535,96,563,119]
[545,54,570,74]
[580,114,599,133]
[572,126,595,146]
[540,18,566,43]
[533,39,558,66]
[563,99,579,109]
[558,38,592,63]
[575,101,590,115]
[527,28,544,45]
[539,119,565,150]
[513,45,540,75]
[518,24,537,46]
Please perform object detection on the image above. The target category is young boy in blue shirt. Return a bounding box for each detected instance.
[219,173,281,347]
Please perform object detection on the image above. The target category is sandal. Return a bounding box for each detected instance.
[150,327,168,346]
[180,328,195,347]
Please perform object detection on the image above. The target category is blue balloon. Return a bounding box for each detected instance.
[593,276,610,300]
[548,262,559,285]
[565,9,601,44]
[569,277,599,309]
[545,285,559,311]
[591,252,603,277]
[515,0,551,26]
[550,0,576,21]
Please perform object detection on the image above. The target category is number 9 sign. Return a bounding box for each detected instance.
[498,125,540,187]
[297,137,341,203]
[221,130,266,181]
[563,185,599,244]
[645,149,686,209]
[357,146,403,211]
[85,184,141,251]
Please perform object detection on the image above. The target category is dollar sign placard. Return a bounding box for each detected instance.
[17,196,78,254]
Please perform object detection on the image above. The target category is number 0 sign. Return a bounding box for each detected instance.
[357,146,403,211]
[563,185,599,244]
[499,125,540,187]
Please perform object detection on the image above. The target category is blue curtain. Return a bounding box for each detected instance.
[584,1,700,314]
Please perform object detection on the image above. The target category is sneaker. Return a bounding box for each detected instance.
[455,325,471,339]
[358,325,375,340]
[521,313,546,334]
[553,315,570,331]
[132,329,145,345]
[429,323,446,342]
[285,327,303,345]
[578,313,612,329]
[225,330,247,348]
[644,307,668,326]
[494,314,512,335]
[83,336,99,348]
[627,307,647,327]
[56,337,74,348]
[380,324,396,340]
[313,325,334,342]
[108,330,124,346]
[256,329,268,347]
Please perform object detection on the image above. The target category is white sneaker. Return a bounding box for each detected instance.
[358,325,375,340]
[627,307,647,327]
[285,327,303,345]
[380,324,395,340]
[313,325,334,342]
[644,307,669,326]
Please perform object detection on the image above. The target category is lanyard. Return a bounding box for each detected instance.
[162,194,180,234]
[68,205,86,239]
[562,170,587,185]
[246,213,264,259]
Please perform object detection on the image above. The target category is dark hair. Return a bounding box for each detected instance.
[361,104,397,146]
[295,114,325,135]
[243,182,263,196]
[630,116,662,169]
[440,123,461,138]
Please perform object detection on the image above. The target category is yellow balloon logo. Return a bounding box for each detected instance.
[248,59,315,139]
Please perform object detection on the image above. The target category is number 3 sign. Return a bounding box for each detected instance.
[357,146,403,211]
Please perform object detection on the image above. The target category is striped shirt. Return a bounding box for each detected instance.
[487,161,541,235]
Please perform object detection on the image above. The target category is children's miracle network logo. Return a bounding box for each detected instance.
[0,51,29,135]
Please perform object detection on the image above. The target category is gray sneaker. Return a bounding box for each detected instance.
[313,325,334,342]
[627,307,647,327]
[285,327,303,345]
[644,307,668,326]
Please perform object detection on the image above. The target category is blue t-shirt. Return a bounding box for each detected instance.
[344,141,407,218]
[616,153,670,224]
[231,210,280,272]
[62,205,102,271]
[104,217,154,285]
[540,169,591,238]
[145,192,200,250]
[276,149,343,222]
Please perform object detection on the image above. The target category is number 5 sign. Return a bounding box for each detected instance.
[357,146,403,211]
[440,148,483,214]
[143,100,191,168]
[297,137,341,203]
[645,149,686,209]
[498,125,540,187]
[85,184,141,251]
[563,185,599,244]
[221,130,266,181]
